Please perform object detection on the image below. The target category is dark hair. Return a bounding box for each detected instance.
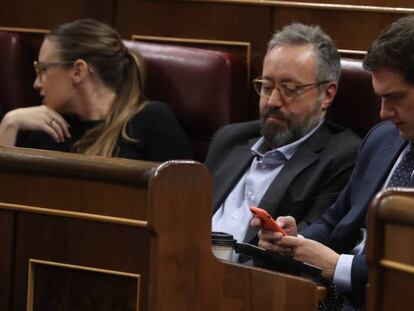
[268,23,340,83]
[363,15,414,84]
[46,18,147,156]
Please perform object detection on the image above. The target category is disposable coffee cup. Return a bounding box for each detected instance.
[211,232,236,261]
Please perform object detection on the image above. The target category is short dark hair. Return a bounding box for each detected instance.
[268,23,340,83]
[363,15,414,84]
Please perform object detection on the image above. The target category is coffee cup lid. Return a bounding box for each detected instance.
[211,231,236,246]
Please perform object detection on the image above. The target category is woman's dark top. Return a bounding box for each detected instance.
[19,101,194,162]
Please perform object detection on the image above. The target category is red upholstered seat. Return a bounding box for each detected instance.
[0,34,383,152]
[124,40,251,161]
[0,32,39,112]
[328,58,381,137]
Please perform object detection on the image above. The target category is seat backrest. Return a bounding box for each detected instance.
[0,32,39,112]
[124,40,251,161]
[0,146,321,310]
[327,58,381,137]
[367,188,414,311]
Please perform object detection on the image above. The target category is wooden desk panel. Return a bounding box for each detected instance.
[8,210,150,310]
[0,210,13,311]
[0,147,322,310]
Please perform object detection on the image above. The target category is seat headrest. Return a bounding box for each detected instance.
[0,32,39,111]
[124,40,250,160]
[328,58,381,137]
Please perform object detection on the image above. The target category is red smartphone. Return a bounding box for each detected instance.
[250,206,287,236]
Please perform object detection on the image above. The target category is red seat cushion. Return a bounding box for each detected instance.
[125,40,251,160]
[328,58,381,137]
[0,32,40,112]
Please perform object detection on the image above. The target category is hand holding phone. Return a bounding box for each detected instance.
[250,206,287,236]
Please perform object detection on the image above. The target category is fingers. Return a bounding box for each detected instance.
[259,228,284,242]
[276,236,301,248]
[276,216,295,228]
[250,217,262,228]
[47,119,63,142]
[40,122,62,143]
[258,237,293,255]
[257,228,293,254]
[45,116,70,143]
[258,230,301,255]
[252,215,296,236]
[258,238,278,251]
[276,237,311,261]
[275,216,297,236]
[9,106,71,143]
[49,112,71,138]
[40,107,70,143]
[253,214,298,256]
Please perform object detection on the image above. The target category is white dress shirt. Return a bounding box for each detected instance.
[212,122,322,242]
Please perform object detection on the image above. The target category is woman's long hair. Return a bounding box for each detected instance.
[47,19,147,156]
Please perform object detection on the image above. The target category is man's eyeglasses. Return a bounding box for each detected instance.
[252,78,331,101]
[33,61,73,76]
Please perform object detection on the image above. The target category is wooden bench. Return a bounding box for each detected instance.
[367,188,414,311]
[0,146,322,310]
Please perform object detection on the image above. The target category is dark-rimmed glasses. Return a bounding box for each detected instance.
[33,61,73,77]
[252,78,331,101]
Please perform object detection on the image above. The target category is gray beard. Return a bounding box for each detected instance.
[260,103,323,149]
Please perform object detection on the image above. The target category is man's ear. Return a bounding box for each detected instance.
[71,59,89,84]
[320,82,338,110]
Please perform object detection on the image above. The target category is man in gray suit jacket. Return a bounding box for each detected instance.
[205,23,361,244]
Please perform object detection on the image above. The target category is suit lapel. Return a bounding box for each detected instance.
[212,139,257,213]
[330,134,407,250]
[362,138,406,196]
[259,123,329,214]
[243,124,329,243]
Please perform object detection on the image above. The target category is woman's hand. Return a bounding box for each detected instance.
[0,105,71,146]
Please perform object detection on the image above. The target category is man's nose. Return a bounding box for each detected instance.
[379,99,395,120]
[266,87,283,108]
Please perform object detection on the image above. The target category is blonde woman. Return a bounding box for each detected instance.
[0,19,193,161]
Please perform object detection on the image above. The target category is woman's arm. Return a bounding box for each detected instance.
[0,106,71,146]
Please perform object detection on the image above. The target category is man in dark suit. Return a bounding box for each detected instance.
[205,23,361,244]
[255,16,414,309]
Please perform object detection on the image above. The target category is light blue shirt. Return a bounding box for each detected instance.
[212,121,323,243]
[333,142,412,292]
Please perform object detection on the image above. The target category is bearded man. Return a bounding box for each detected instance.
[205,23,361,244]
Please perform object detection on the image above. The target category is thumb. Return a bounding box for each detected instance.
[276,216,293,227]
[276,236,300,248]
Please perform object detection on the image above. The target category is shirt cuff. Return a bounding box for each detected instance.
[333,254,354,292]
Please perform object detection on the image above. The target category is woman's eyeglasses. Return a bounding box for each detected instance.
[33,61,73,76]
